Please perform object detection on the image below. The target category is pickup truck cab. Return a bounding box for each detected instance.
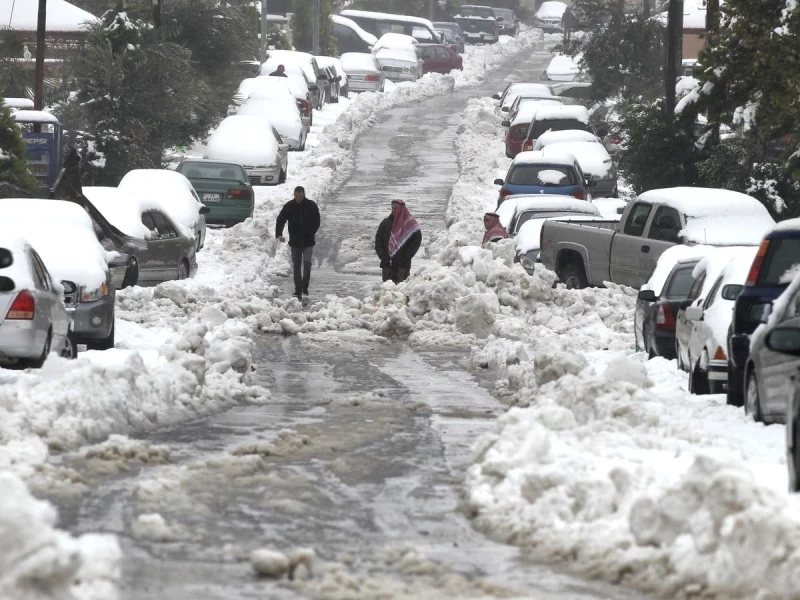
[454,5,499,44]
[539,187,776,289]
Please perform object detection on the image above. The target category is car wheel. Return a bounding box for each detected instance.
[300,135,307,152]
[726,362,744,406]
[92,321,115,351]
[745,369,764,422]
[122,256,139,288]
[560,261,588,289]
[62,329,78,359]
[689,354,710,395]
[675,339,684,370]
[178,259,190,280]
[26,329,52,369]
[789,409,800,492]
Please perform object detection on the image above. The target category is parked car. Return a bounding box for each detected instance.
[534,1,567,32]
[417,43,463,74]
[677,247,757,394]
[532,129,600,150]
[506,94,564,122]
[0,231,75,368]
[494,82,553,111]
[454,5,499,44]
[433,21,465,53]
[496,196,604,273]
[374,40,423,83]
[234,76,313,126]
[538,140,618,197]
[492,7,519,36]
[260,61,321,113]
[204,115,289,186]
[264,50,326,108]
[118,169,208,251]
[0,199,124,351]
[339,52,385,93]
[544,54,581,82]
[331,14,377,54]
[316,56,349,100]
[435,27,461,54]
[175,160,254,227]
[539,187,776,290]
[521,104,592,152]
[503,101,564,158]
[548,81,594,104]
[745,274,800,425]
[494,150,590,207]
[236,92,309,151]
[728,218,800,406]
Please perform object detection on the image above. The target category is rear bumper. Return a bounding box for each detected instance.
[464,32,498,43]
[591,179,618,198]
[383,71,418,82]
[348,80,383,93]
[708,359,729,381]
[246,166,280,185]
[0,321,46,360]
[70,297,114,342]
[205,204,254,226]
[652,329,677,359]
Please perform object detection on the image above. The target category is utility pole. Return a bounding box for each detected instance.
[312,0,320,55]
[260,0,269,64]
[643,0,650,19]
[34,0,46,111]
[705,0,719,48]
[151,0,161,28]
[664,0,683,116]
[428,0,435,21]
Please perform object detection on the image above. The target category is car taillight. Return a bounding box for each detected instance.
[572,189,586,200]
[714,346,727,360]
[298,99,311,117]
[609,135,623,145]
[226,189,252,200]
[655,303,675,330]
[746,239,770,286]
[513,125,528,140]
[365,74,379,81]
[498,189,513,203]
[6,291,34,320]
[522,140,533,151]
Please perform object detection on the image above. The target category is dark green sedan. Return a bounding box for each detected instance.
[176,159,254,227]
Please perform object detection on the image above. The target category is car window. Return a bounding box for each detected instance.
[623,203,653,236]
[151,212,178,239]
[141,211,157,235]
[272,128,283,144]
[531,119,589,140]
[758,238,800,285]
[665,265,696,299]
[507,164,578,186]
[687,273,706,301]
[30,250,51,291]
[437,47,450,58]
[648,206,682,242]
[704,276,723,309]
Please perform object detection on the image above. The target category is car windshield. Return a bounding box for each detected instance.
[759,238,800,285]
[508,165,577,186]
[179,162,247,183]
[459,6,495,17]
[665,266,696,299]
[531,119,590,139]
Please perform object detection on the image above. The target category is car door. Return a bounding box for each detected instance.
[642,206,683,282]
[677,271,707,368]
[139,211,166,282]
[272,127,289,173]
[689,276,722,367]
[762,290,800,416]
[27,250,56,350]
[150,212,181,280]
[609,202,653,287]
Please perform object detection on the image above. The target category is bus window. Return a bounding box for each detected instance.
[11,111,63,197]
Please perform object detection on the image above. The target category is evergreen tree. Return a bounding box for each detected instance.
[0,104,39,192]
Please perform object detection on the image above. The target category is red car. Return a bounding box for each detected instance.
[417,44,463,74]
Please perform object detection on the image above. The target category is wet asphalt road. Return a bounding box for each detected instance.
[43,40,653,600]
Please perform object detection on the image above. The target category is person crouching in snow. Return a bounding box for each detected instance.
[482,212,508,247]
[375,199,422,284]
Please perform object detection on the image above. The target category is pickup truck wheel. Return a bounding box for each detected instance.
[560,261,588,289]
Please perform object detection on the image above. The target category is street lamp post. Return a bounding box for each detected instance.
[34,0,46,111]
[151,0,161,27]
[260,0,269,64]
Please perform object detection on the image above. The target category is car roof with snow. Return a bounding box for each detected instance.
[341,9,437,29]
[641,243,716,293]
[259,60,312,87]
[340,52,380,71]
[236,77,297,102]
[315,56,343,72]
[511,150,578,166]
[0,198,111,289]
[773,217,800,232]
[537,1,567,16]
[204,115,279,169]
[118,170,203,238]
[532,104,590,122]
[541,141,611,176]
[375,47,418,62]
[510,100,564,126]
[497,195,601,227]
[373,33,418,52]
[265,50,317,80]
[83,186,154,241]
[331,14,378,45]
[515,214,603,254]
[534,129,599,148]
[636,187,776,245]
[503,83,552,104]
[546,55,581,80]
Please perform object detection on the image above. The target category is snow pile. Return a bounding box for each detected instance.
[0,471,119,600]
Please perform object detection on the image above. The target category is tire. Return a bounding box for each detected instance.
[26,329,51,369]
[122,256,139,288]
[178,259,190,280]
[92,321,115,351]
[689,354,710,395]
[745,369,764,422]
[726,362,744,406]
[790,415,800,492]
[61,329,78,359]
[279,169,287,184]
[559,261,588,289]
[299,135,307,151]
[676,339,684,371]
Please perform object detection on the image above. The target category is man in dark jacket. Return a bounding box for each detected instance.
[269,64,288,77]
[374,200,422,284]
[276,186,321,301]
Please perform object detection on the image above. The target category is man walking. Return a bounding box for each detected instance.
[374,199,422,284]
[276,186,321,302]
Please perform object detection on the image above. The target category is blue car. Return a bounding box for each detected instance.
[494,150,591,208]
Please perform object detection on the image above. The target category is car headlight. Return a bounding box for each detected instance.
[81,283,109,302]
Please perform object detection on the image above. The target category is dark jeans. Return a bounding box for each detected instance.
[291,246,313,295]
[382,265,411,284]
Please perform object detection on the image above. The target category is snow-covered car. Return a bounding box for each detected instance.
[0,230,75,368]
[494,150,590,206]
[492,7,519,36]
[331,14,377,54]
[83,187,199,285]
[539,141,618,197]
[433,21,465,53]
[534,1,567,32]
[118,169,208,252]
[496,195,603,272]
[236,93,309,151]
[544,54,581,82]
[493,82,553,111]
[521,104,592,153]
[205,115,289,186]
[506,94,564,122]
[502,100,565,158]
[372,32,419,54]
[676,247,758,394]
[746,273,800,426]
[0,199,124,351]
[260,61,321,112]
[315,56,349,100]
[549,81,594,104]
[340,52,385,93]
[232,77,312,127]
[454,5,499,44]
[417,43,463,74]
[375,47,423,83]
[264,50,326,106]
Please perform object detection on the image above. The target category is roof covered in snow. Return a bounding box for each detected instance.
[532,104,590,123]
[512,149,578,166]
[498,195,600,227]
[0,0,98,32]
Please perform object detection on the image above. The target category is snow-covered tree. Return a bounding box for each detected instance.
[0,104,39,192]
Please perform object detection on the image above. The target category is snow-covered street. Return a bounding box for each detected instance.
[3,23,798,600]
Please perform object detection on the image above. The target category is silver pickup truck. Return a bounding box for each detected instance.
[539,188,777,289]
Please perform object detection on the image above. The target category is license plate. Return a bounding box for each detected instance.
[349,75,365,81]
[203,193,221,203]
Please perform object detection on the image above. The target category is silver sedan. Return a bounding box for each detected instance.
[340,52,385,93]
[0,236,75,368]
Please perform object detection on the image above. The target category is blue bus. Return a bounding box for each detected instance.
[11,110,64,197]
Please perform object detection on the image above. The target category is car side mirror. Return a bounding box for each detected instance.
[501,120,510,127]
[637,289,657,302]
[199,205,211,215]
[494,178,504,186]
[492,93,501,100]
[765,327,800,356]
[61,280,77,295]
[685,306,704,321]
[616,206,625,215]
[501,106,510,112]
[721,284,743,301]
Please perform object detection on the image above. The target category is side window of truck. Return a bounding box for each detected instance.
[648,206,682,242]
[623,203,652,236]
